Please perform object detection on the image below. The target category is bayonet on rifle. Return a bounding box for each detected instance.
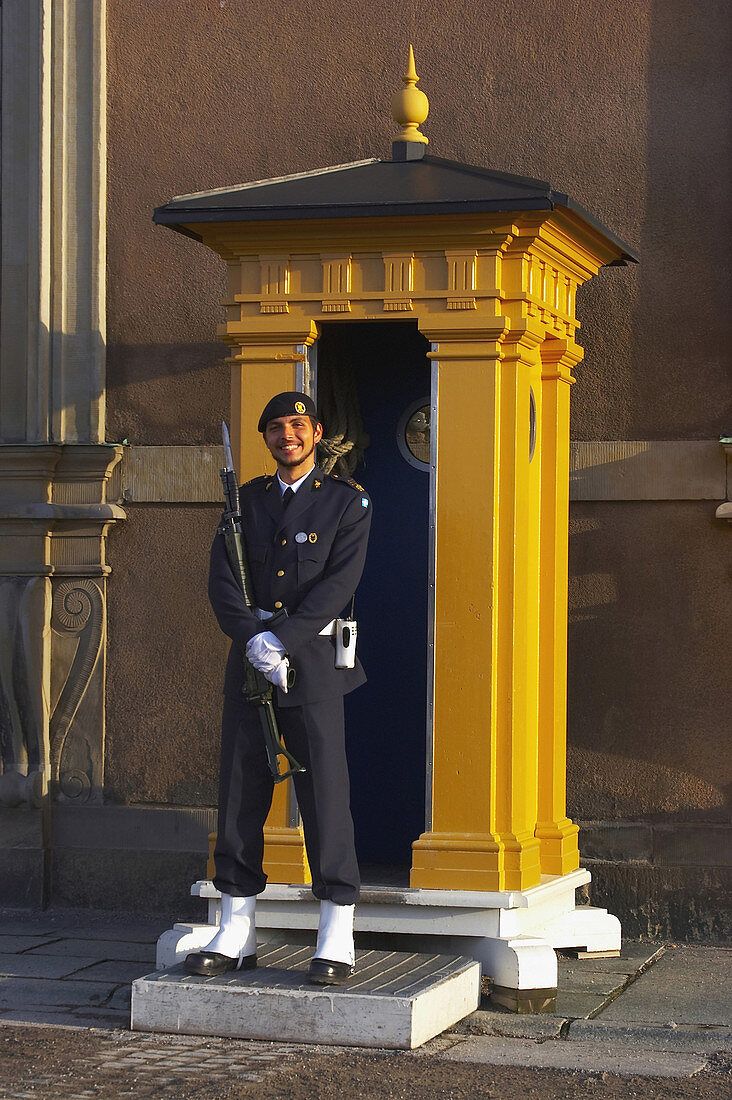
[218,421,304,783]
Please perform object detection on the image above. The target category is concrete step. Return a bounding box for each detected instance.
[131,941,480,1050]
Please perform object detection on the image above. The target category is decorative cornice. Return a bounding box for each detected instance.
[27,442,723,509]
[0,442,125,576]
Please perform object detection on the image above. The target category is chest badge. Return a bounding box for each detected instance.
[308,532,318,544]
[295,532,308,544]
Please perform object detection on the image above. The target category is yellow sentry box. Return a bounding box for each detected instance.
[155,51,635,894]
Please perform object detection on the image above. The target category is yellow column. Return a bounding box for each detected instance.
[224,323,318,886]
[410,322,543,892]
[534,338,581,874]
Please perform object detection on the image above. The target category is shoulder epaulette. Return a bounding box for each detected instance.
[241,474,269,488]
[328,473,366,493]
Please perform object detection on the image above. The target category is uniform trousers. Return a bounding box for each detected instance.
[213,692,360,906]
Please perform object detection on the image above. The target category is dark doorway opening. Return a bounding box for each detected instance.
[316,322,430,885]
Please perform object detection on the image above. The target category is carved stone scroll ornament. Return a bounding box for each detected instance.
[50,580,104,801]
[0,577,48,808]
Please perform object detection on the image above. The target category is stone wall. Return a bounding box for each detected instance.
[2,0,729,933]
[101,0,730,933]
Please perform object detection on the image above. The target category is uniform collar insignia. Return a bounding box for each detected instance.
[309,466,325,490]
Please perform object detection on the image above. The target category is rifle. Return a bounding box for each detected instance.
[218,421,305,783]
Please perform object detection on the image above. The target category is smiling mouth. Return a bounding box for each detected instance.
[277,442,309,465]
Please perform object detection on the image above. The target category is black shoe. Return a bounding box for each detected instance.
[307,957,354,985]
[184,951,257,977]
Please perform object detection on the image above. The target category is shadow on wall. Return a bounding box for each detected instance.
[564,0,731,831]
[629,0,732,438]
[567,0,732,817]
[105,342,229,447]
[566,498,730,823]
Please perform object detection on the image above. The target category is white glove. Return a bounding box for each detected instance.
[263,657,290,693]
[246,631,286,674]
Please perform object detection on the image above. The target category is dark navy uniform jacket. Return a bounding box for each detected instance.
[208,466,371,708]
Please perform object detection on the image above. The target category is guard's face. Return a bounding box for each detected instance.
[263,414,323,473]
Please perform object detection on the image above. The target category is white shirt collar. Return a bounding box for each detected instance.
[277,466,315,495]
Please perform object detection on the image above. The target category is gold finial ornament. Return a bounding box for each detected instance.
[391,45,429,145]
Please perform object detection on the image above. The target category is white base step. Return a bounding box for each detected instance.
[132,942,480,1049]
[156,870,621,1014]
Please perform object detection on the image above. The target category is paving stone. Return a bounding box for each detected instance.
[556,965,627,995]
[67,1010,129,1028]
[107,984,132,1009]
[558,943,663,975]
[453,1010,566,1039]
[0,976,119,1008]
[554,991,609,1019]
[62,959,155,983]
[0,1007,107,1028]
[569,1019,732,1053]
[0,920,59,936]
[597,947,732,1027]
[441,1036,709,1076]
[0,934,61,953]
[0,952,107,980]
[53,922,165,943]
[1,915,165,943]
[23,937,156,962]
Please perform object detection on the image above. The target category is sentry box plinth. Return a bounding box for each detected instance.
[153,52,636,1013]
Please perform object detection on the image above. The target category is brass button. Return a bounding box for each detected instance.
[277,570,285,577]
[281,538,287,546]
[274,601,283,609]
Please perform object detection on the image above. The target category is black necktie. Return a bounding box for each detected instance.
[282,487,295,510]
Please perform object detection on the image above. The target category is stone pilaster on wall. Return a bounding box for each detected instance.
[0,0,107,445]
[0,3,113,905]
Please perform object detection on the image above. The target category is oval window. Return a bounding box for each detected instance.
[529,387,537,462]
[397,398,431,471]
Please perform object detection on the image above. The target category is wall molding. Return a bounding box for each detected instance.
[569,440,725,502]
[109,441,727,504]
[109,445,225,503]
[44,804,731,870]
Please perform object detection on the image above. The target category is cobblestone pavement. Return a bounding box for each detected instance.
[0,1024,730,1100]
[0,910,730,1098]
[0,1027,300,1099]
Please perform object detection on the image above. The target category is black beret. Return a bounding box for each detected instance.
[257,391,321,433]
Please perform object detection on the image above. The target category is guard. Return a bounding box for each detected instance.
[185,391,371,984]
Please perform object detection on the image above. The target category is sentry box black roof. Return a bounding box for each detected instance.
[153,154,638,267]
